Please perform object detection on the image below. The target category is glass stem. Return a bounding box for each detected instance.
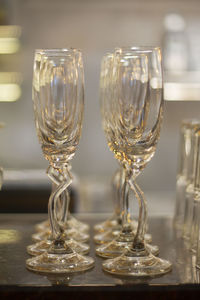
[112,168,122,221]
[47,165,72,241]
[128,175,147,248]
[121,168,130,230]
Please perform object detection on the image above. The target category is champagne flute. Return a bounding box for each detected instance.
[33,49,89,235]
[26,49,94,273]
[101,48,171,276]
[95,51,155,258]
[27,49,90,256]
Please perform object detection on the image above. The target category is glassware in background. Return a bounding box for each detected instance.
[26,49,94,273]
[99,47,171,276]
[195,143,200,269]
[189,129,200,253]
[174,119,200,231]
[181,121,200,240]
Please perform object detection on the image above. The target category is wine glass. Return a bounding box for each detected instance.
[101,48,172,276]
[95,51,155,258]
[94,53,143,245]
[26,49,94,273]
[94,54,122,233]
[27,49,90,256]
[94,53,138,240]
[32,48,89,235]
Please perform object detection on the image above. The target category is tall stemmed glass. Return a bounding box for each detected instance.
[27,49,90,257]
[32,49,89,235]
[101,48,172,276]
[26,50,94,273]
[96,51,155,258]
[94,53,137,241]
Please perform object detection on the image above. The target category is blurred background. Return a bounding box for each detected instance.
[0,0,200,214]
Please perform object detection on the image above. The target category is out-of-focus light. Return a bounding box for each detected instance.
[164,82,200,101]
[0,84,21,102]
[0,229,21,244]
[0,72,22,102]
[0,25,21,54]
[0,37,20,54]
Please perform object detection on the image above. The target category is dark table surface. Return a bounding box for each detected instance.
[0,213,199,299]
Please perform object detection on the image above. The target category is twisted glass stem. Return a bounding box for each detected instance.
[47,165,73,241]
[112,168,123,221]
[121,168,131,231]
[127,171,147,249]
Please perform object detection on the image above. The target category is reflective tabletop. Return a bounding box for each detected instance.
[0,214,199,299]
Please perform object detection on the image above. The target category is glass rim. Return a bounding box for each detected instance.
[114,46,161,57]
[34,48,82,55]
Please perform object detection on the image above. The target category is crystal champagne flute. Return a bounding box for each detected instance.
[101,48,172,276]
[26,49,94,273]
[95,50,155,258]
[94,53,138,242]
[27,49,90,256]
[32,49,89,235]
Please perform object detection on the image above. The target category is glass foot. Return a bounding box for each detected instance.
[102,250,172,277]
[94,229,152,245]
[27,238,90,256]
[96,238,159,258]
[26,252,94,274]
[32,228,89,243]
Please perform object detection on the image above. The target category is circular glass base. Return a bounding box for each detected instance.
[26,252,94,274]
[94,229,152,245]
[27,238,90,256]
[32,228,89,243]
[96,239,159,258]
[102,250,172,277]
[35,216,89,233]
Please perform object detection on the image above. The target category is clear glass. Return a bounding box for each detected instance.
[26,49,94,273]
[95,52,152,251]
[174,119,200,231]
[94,167,141,245]
[28,49,90,259]
[188,129,200,252]
[32,49,89,235]
[182,123,200,240]
[100,47,172,276]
